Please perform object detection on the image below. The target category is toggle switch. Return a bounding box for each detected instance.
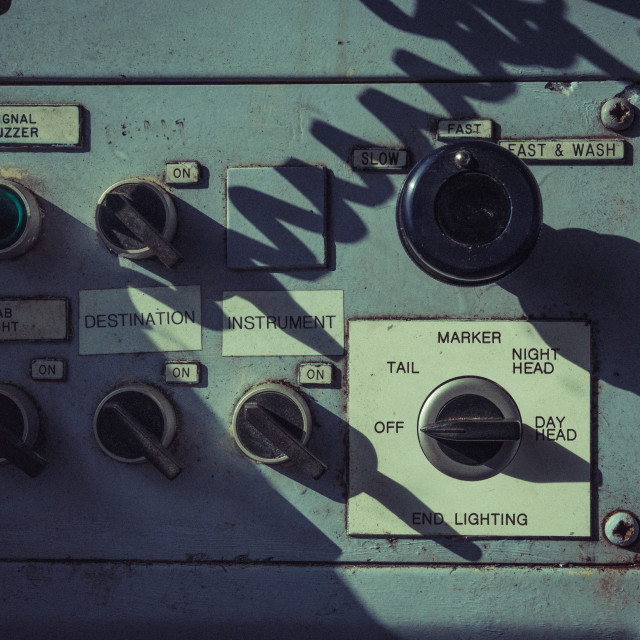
[0,384,46,477]
[396,140,542,285]
[95,179,182,268]
[418,376,522,481]
[93,383,182,480]
[232,383,326,479]
[0,178,42,259]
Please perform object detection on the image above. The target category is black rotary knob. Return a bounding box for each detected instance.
[95,179,182,268]
[418,376,522,481]
[397,141,542,285]
[93,384,182,480]
[232,383,326,480]
[0,384,46,477]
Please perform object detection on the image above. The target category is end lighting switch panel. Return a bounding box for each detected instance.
[348,320,591,537]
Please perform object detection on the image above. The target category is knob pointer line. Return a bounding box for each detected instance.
[422,418,522,442]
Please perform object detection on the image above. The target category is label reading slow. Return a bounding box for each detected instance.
[352,148,408,170]
[499,138,624,162]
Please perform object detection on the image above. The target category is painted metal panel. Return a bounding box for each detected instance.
[0,1,639,80]
[0,80,637,566]
[0,1,639,635]
[0,563,638,639]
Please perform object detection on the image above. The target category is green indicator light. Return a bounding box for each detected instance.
[0,185,27,249]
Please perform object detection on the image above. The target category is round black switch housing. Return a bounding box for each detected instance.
[95,179,180,267]
[397,141,542,285]
[418,376,522,481]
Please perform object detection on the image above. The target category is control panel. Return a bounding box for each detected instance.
[0,79,632,563]
[1,1,640,637]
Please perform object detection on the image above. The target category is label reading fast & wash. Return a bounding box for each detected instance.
[499,138,624,162]
[223,290,344,356]
[79,286,201,355]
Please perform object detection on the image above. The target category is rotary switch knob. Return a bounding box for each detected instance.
[397,140,542,285]
[232,383,327,480]
[93,384,183,480]
[95,179,182,268]
[0,384,46,477]
[418,376,522,481]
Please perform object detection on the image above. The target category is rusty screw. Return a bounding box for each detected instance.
[603,510,639,547]
[600,97,635,132]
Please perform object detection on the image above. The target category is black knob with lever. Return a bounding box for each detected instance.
[93,384,182,480]
[232,383,327,480]
[418,377,523,481]
[95,180,182,268]
[0,385,46,477]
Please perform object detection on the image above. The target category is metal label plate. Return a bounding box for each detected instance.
[347,320,591,538]
[0,105,81,146]
[223,290,344,356]
[438,119,494,139]
[499,138,624,162]
[0,298,68,340]
[351,148,408,170]
[79,286,202,355]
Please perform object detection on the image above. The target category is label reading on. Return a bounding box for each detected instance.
[438,119,494,139]
[0,298,68,340]
[79,286,202,355]
[164,161,200,184]
[165,361,200,385]
[0,105,81,146]
[223,290,344,356]
[298,363,333,385]
[352,148,408,170]
[499,138,624,162]
[31,359,66,381]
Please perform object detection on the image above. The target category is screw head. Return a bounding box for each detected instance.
[601,98,635,132]
[603,510,639,547]
[453,150,475,169]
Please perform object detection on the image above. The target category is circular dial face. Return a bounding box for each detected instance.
[95,179,178,261]
[93,384,176,464]
[418,376,522,481]
[232,383,312,465]
[397,140,542,285]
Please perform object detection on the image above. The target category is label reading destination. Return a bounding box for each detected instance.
[223,290,344,356]
[438,119,494,139]
[79,285,202,355]
[499,138,624,162]
[0,298,68,341]
[352,148,408,170]
[0,105,81,146]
